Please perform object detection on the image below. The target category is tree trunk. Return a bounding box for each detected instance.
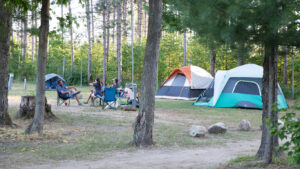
[91,0,95,43]
[210,49,216,77]
[112,1,116,45]
[86,0,92,84]
[31,0,35,61]
[282,46,287,85]
[133,0,162,147]
[137,0,142,43]
[292,48,294,99]
[256,44,281,164]
[16,96,55,119]
[143,0,147,37]
[0,1,14,127]
[106,0,111,68]
[122,0,128,39]
[35,10,38,56]
[102,0,107,85]
[22,14,28,60]
[61,3,65,78]
[68,0,74,72]
[117,0,122,86]
[183,32,187,66]
[130,0,134,83]
[237,43,244,66]
[25,0,50,135]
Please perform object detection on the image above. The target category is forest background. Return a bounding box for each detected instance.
[10,0,300,98]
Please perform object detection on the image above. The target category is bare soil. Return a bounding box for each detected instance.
[22,139,260,169]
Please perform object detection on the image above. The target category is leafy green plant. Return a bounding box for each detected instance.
[272,103,300,165]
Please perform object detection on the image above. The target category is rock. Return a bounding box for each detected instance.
[260,120,285,130]
[238,120,251,131]
[278,119,284,130]
[208,122,227,134]
[189,125,207,137]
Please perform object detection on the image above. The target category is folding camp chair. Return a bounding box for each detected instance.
[57,93,71,106]
[94,94,103,106]
[102,88,117,110]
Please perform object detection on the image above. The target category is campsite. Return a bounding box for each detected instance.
[1,0,300,169]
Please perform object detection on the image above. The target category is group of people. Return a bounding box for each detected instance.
[56,78,120,106]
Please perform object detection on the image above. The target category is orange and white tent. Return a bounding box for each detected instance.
[156,65,213,100]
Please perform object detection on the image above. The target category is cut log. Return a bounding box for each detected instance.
[16,96,56,120]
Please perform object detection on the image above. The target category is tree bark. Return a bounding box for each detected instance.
[282,46,287,85]
[61,3,65,78]
[117,0,122,86]
[31,0,35,61]
[86,0,92,84]
[292,48,294,99]
[237,43,244,66]
[210,49,216,77]
[143,0,147,37]
[102,0,107,85]
[22,14,28,60]
[0,1,14,127]
[256,44,281,164]
[35,10,38,56]
[130,0,134,83]
[68,0,74,72]
[16,96,55,119]
[106,0,111,68]
[122,0,128,39]
[133,0,162,147]
[183,32,187,66]
[25,0,50,135]
[112,1,116,45]
[137,0,142,43]
[91,0,95,43]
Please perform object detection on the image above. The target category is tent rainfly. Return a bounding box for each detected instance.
[194,64,288,109]
[156,65,213,100]
[45,73,66,90]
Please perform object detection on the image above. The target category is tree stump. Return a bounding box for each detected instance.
[16,96,56,120]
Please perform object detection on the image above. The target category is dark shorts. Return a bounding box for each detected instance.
[60,93,75,99]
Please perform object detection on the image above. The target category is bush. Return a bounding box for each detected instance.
[273,100,300,165]
[280,85,300,99]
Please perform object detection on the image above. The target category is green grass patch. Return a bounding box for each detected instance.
[56,113,130,126]
[36,130,132,160]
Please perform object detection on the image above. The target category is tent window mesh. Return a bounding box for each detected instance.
[233,81,260,95]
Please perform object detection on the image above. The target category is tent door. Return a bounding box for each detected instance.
[171,74,186,97]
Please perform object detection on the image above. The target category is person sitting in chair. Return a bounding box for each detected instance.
[57,79,82,106]
[111,78,120,89]
[84,78,104,106]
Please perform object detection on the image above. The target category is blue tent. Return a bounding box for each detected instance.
[45,73,66,90]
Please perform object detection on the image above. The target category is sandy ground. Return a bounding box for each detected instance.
[21,139,260,169]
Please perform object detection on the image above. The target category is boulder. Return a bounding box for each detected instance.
[260,120,285,130]
[189,125,207,137]
[278,119,284,130]
[208,122,227,134]
[238,120,251,131]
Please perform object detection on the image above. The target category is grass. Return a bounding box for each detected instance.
[220,155,298,169]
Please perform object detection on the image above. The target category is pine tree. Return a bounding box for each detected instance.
[25,0,50,135]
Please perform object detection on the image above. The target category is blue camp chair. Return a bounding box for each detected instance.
[102,88,117,110]
[94,94,103,106]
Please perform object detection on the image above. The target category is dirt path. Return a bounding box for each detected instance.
[22,139,260,169]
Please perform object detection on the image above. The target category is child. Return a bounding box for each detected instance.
[84,78,103,106]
